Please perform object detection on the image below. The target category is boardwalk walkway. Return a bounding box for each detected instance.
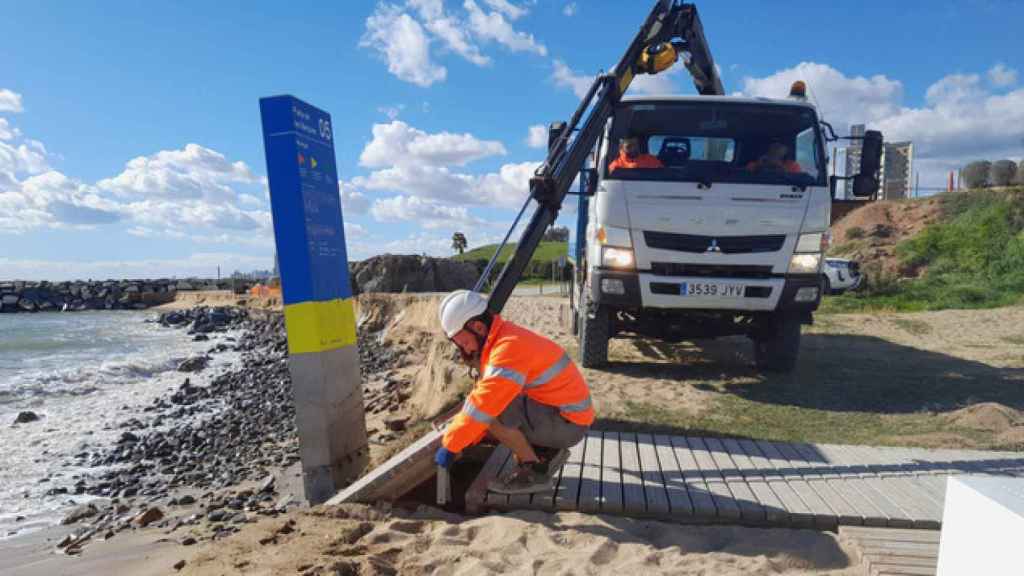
[467,432,1024,530]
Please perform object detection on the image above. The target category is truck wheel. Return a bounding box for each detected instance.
[569,276,579,336]
[579,296,609,368]
[753,314,801,373]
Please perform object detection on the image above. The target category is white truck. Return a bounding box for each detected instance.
[569,90,881,371]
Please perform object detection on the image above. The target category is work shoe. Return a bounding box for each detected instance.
[534,447,570,476]
[488,462,555,495]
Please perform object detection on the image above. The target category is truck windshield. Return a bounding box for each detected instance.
[605,101,825,187]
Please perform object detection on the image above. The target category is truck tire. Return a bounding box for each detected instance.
[821,274,832,296]
[753,314,801,373]
[579,296,609,368]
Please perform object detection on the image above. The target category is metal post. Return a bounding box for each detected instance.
[260,95,368,504]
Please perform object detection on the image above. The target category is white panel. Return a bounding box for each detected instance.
[937,476,1024,576]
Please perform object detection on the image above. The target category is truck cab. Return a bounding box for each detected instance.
[572,94,833,371]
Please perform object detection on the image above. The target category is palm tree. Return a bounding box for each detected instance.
[451,232,467,255]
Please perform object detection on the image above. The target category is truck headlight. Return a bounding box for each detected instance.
[788,253,821,274]
[602,246,635,269]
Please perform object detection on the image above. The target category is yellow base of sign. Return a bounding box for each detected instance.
[283,297,358,354]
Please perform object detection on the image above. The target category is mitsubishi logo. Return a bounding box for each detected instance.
[706,239,721,253]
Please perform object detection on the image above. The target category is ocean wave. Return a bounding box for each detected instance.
[0,356,186,403]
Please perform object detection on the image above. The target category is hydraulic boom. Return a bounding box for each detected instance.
[481,0,724,315]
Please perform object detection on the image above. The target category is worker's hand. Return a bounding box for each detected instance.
[434,447,457,469]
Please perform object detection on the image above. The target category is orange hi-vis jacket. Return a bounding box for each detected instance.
[442,315,595,453]
[608,152,663,172]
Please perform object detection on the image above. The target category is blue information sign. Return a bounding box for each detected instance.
[260,95,355,354]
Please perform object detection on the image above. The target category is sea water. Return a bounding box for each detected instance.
[0,311,241,537]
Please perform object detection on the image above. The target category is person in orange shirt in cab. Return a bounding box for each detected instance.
[746,141,802,174]
[608,136,663,172]
[434,290,595,495]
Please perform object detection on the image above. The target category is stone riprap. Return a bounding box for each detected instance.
[0,279,252,313]
[348,255,477,294]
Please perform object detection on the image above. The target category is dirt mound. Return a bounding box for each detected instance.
[356,294,471,423]
[829,196,943,278]
[350,254,477,294]
[947,402,1024,432]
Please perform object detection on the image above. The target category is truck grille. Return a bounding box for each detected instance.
[650,263,774,279]
[644,231,786,254]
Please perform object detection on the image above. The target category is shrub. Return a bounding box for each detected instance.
[845,226,865,240]
[962,161,991,189]
[990,160,1018,187]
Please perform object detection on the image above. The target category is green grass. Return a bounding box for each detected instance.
[822,188,1024,314]
[455,241,568,281]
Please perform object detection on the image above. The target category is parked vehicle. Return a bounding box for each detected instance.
[822,258,863,295]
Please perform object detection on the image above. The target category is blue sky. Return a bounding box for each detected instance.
[1,0,1022,279]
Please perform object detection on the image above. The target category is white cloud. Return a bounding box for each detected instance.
[377,104,405,120]
[344,221,368,239]
[526,124,547,148]
[361,3,447,87]
[359,120,506,168]
[409,0,492,66]
[0,118,20,141]
[97,143,258,202]
[739,62,903,129]
[474,160,538,207]
[371,194,484,229]
[483,0,527,20]
[563,2,577,17]
[0,252,271,282]
[0,138,49,175]
[741,61,1024,187]
[988,63,1018,87]
[552,59,593,98]
[464,0,547,56]
[0,89,23,113]
[339,180,370,215]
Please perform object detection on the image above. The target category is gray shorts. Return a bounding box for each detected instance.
[497,395,588,449]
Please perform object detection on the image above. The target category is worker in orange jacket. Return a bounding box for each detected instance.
[434,290,595,494]
[608,136,663,172]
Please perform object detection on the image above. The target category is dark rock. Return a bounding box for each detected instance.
[177,355,210,373]
[133,506,164,527]
[61,503,98,525]
[385,417,408,432]
[174,559,186,571]
[181,536,196,546]
[258,475,275,493]
[177,494,196,506]
[14,411,41,424]
[207,509,227,522]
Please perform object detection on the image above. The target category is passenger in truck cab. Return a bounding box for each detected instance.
[608,136,663,172]
[746,141,802,174]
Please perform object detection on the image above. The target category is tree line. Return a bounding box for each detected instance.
[961,159,1024,189]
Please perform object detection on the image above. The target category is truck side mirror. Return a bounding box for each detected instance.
[583,168,598,196]
[859,130,883,179]
[852,173,879,198]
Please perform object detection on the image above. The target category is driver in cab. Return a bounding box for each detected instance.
[608,136,663,172]
[746,141,802,174]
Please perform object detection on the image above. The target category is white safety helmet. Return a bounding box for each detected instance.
[439,290,488,338]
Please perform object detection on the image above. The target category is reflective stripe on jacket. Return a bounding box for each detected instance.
[442,314,595,453]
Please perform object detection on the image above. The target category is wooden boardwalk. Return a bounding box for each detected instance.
[840,526,940,576]
[467,432,1024,530]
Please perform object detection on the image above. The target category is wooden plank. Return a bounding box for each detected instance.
[757,440,838,528]
[328,428,442,504]
[600,431,624,514]
[653,434,693,517]
[670,435,717,518]
[843,445,943,529]
[908,474,948,504]
[465,445,511,513]
[686,437,740,520]
[720,438,786,522]
[553,436,586,511]
[870,564,936,576]
[828,444,917,529]
[637,434,670,517]
[704,438,763,522]
[619,433,647,515]
[577,431,603,513]
[840,526,941,543]
[736,440,814,527]
[780,443,863,526]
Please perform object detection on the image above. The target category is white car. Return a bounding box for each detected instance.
[822,258,863,295]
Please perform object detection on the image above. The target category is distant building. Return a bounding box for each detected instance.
[842,123,914,200]
[880,141,914,200]
[843,124,866,197]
